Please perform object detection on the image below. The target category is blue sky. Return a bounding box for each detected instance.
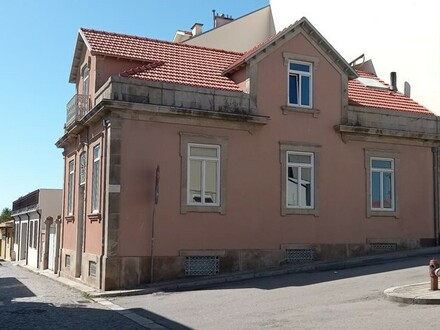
[1,0,438,210]
[0,0,268,209]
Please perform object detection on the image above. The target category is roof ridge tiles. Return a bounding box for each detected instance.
[79,27,245,56]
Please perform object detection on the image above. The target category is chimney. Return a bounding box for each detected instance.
[191,23,203,37]
[404,81,411,97]
[390,72,397,92]
[212,10,233,28]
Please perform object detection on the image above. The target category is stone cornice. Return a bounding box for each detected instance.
[335,124,440,147]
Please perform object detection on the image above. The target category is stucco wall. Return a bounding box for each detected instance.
[111,31,434,259]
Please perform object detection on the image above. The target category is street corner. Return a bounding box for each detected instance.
[384,282,440,305]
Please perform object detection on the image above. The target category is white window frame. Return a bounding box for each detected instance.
[288,60,312,108]
[187,143,221,207]
[67,159,75,216]
[82,66,89,96]
[286,151,315,209]
[370,157,395,211]
[180,133,228,214]
[91,145,101,213]
[280,142,320,216]
[365,150,399,218]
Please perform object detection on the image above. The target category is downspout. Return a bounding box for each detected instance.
[82,130,89,261]
[36,209,41,269]
[433,146,439,246]
[99,118,110,290]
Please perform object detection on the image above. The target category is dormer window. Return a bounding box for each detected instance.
[288,60,312,108]
[82,66,89,96]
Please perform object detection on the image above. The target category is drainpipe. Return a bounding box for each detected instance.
[433,147,439,246]
[36,209,41,269]
[99,118,110,290]
[82,128,90,259]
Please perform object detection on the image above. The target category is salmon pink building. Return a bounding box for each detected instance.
[56,11,440,290]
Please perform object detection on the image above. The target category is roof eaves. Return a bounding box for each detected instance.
[223,17,358,79]
[297,17,358,79]
[69,29,92,83]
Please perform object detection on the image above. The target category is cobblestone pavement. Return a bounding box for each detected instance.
[0,261,180,330]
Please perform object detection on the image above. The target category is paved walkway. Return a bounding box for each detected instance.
[384,282,440,304]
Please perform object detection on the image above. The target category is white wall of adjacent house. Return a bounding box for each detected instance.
[270,0,440,114]
[184,6,275,52]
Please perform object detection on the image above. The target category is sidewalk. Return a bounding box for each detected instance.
[15,246,440,301]
[384,282,440,305]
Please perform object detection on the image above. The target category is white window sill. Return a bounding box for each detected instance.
[282,207,319,216]
[282,105,320,118]
[367,209,399,218]
[181,204,225,214]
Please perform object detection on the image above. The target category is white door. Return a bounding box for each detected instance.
[27,219,38,268]
[13,221,19,260]
[19,221,28,261]
[48,224,55,270]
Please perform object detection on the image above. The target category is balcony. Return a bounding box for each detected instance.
[66,94,89,127]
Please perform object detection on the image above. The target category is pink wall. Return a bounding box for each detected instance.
[114,31,434,257]
[117,120,433,257]
[63,29,434,261]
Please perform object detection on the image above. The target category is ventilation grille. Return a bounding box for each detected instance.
[185,256,219,276]
[89,261,97,278]
[286,249,314,263]
[65,255,71,268]
[369,243,397,252]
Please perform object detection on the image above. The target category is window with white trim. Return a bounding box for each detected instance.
[79,151,87,186]
[92,145,101,213]
[365,150,399,218]
[370,157,395,211]
[286,151,314,209]
[187,144,220,206]
[82,66,89,96]
[288,61,312,108]
[280,143,320,216]
[67,159,75,215]
[180,134,228,214]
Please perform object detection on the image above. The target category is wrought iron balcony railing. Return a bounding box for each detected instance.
[66,94,89,127]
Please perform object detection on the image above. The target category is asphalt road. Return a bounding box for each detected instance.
[110,255,439,329]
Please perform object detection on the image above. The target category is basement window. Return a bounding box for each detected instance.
[89,261,97,277]
[185,256,219,276]
[286,249,314,263]
[65,255,71,269]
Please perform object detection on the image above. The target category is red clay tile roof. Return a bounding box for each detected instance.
[349,70,433,114]
[79,28,432,115]
[80,28,243,91]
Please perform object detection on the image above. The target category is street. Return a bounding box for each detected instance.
[0,261,168,329]
[1,255,439,329]
[110,255,438,329]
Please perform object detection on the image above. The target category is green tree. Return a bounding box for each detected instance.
[0,207,12,223]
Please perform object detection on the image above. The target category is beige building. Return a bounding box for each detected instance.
[0,220,13,260]
[12,189,62,271]
[57,13,440,291]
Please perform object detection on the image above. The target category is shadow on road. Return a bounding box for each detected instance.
[0,276,190,329]
[170,255,429,292]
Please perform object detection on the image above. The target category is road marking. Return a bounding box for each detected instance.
[93,297,166,329]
